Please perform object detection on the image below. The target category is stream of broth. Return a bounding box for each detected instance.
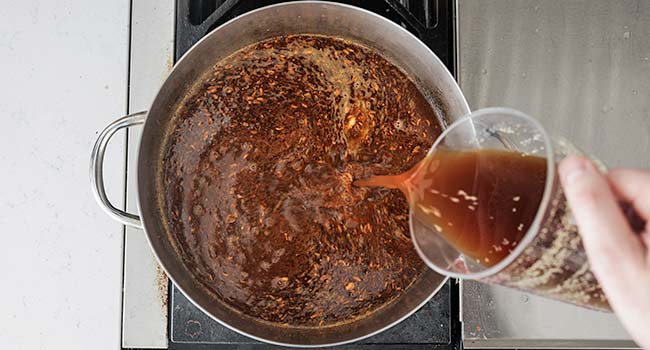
[356,149,548,266]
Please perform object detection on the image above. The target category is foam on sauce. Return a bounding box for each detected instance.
[161,34,443,326]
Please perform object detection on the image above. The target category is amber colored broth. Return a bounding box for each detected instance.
[356,149,548,266]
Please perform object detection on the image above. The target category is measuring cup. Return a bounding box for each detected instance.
[410,107,611,311]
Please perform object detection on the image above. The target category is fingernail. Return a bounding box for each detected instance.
[560,157,590,184]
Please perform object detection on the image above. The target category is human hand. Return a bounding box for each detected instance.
[559,156,650,349]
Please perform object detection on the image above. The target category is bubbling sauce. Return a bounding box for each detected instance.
[161,35,443,326]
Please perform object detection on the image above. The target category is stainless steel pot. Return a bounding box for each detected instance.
[90,1,469,347]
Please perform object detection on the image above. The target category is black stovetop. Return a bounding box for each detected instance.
[169,1,460,349]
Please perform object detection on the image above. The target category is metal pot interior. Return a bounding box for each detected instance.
[137,1,468,347]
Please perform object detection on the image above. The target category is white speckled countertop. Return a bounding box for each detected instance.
[0,1,130,349]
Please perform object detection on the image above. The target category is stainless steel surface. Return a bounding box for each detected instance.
[458,0,650,348]
[90,111,145,228]
[122,0,174,347]
[95,1,470,347]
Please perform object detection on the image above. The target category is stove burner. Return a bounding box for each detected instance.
[170,1,459,349]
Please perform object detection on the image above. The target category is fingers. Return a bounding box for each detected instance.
[561,159,650,350]
[558,156,645,285]
[606,169,650,219]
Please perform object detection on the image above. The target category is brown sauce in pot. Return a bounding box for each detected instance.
[161,34,443,326]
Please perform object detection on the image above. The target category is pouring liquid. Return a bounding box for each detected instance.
[355,149,547,266]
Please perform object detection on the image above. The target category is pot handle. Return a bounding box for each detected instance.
[90,111,147,229]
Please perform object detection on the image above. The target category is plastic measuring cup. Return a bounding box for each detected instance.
[410,107,610,311]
